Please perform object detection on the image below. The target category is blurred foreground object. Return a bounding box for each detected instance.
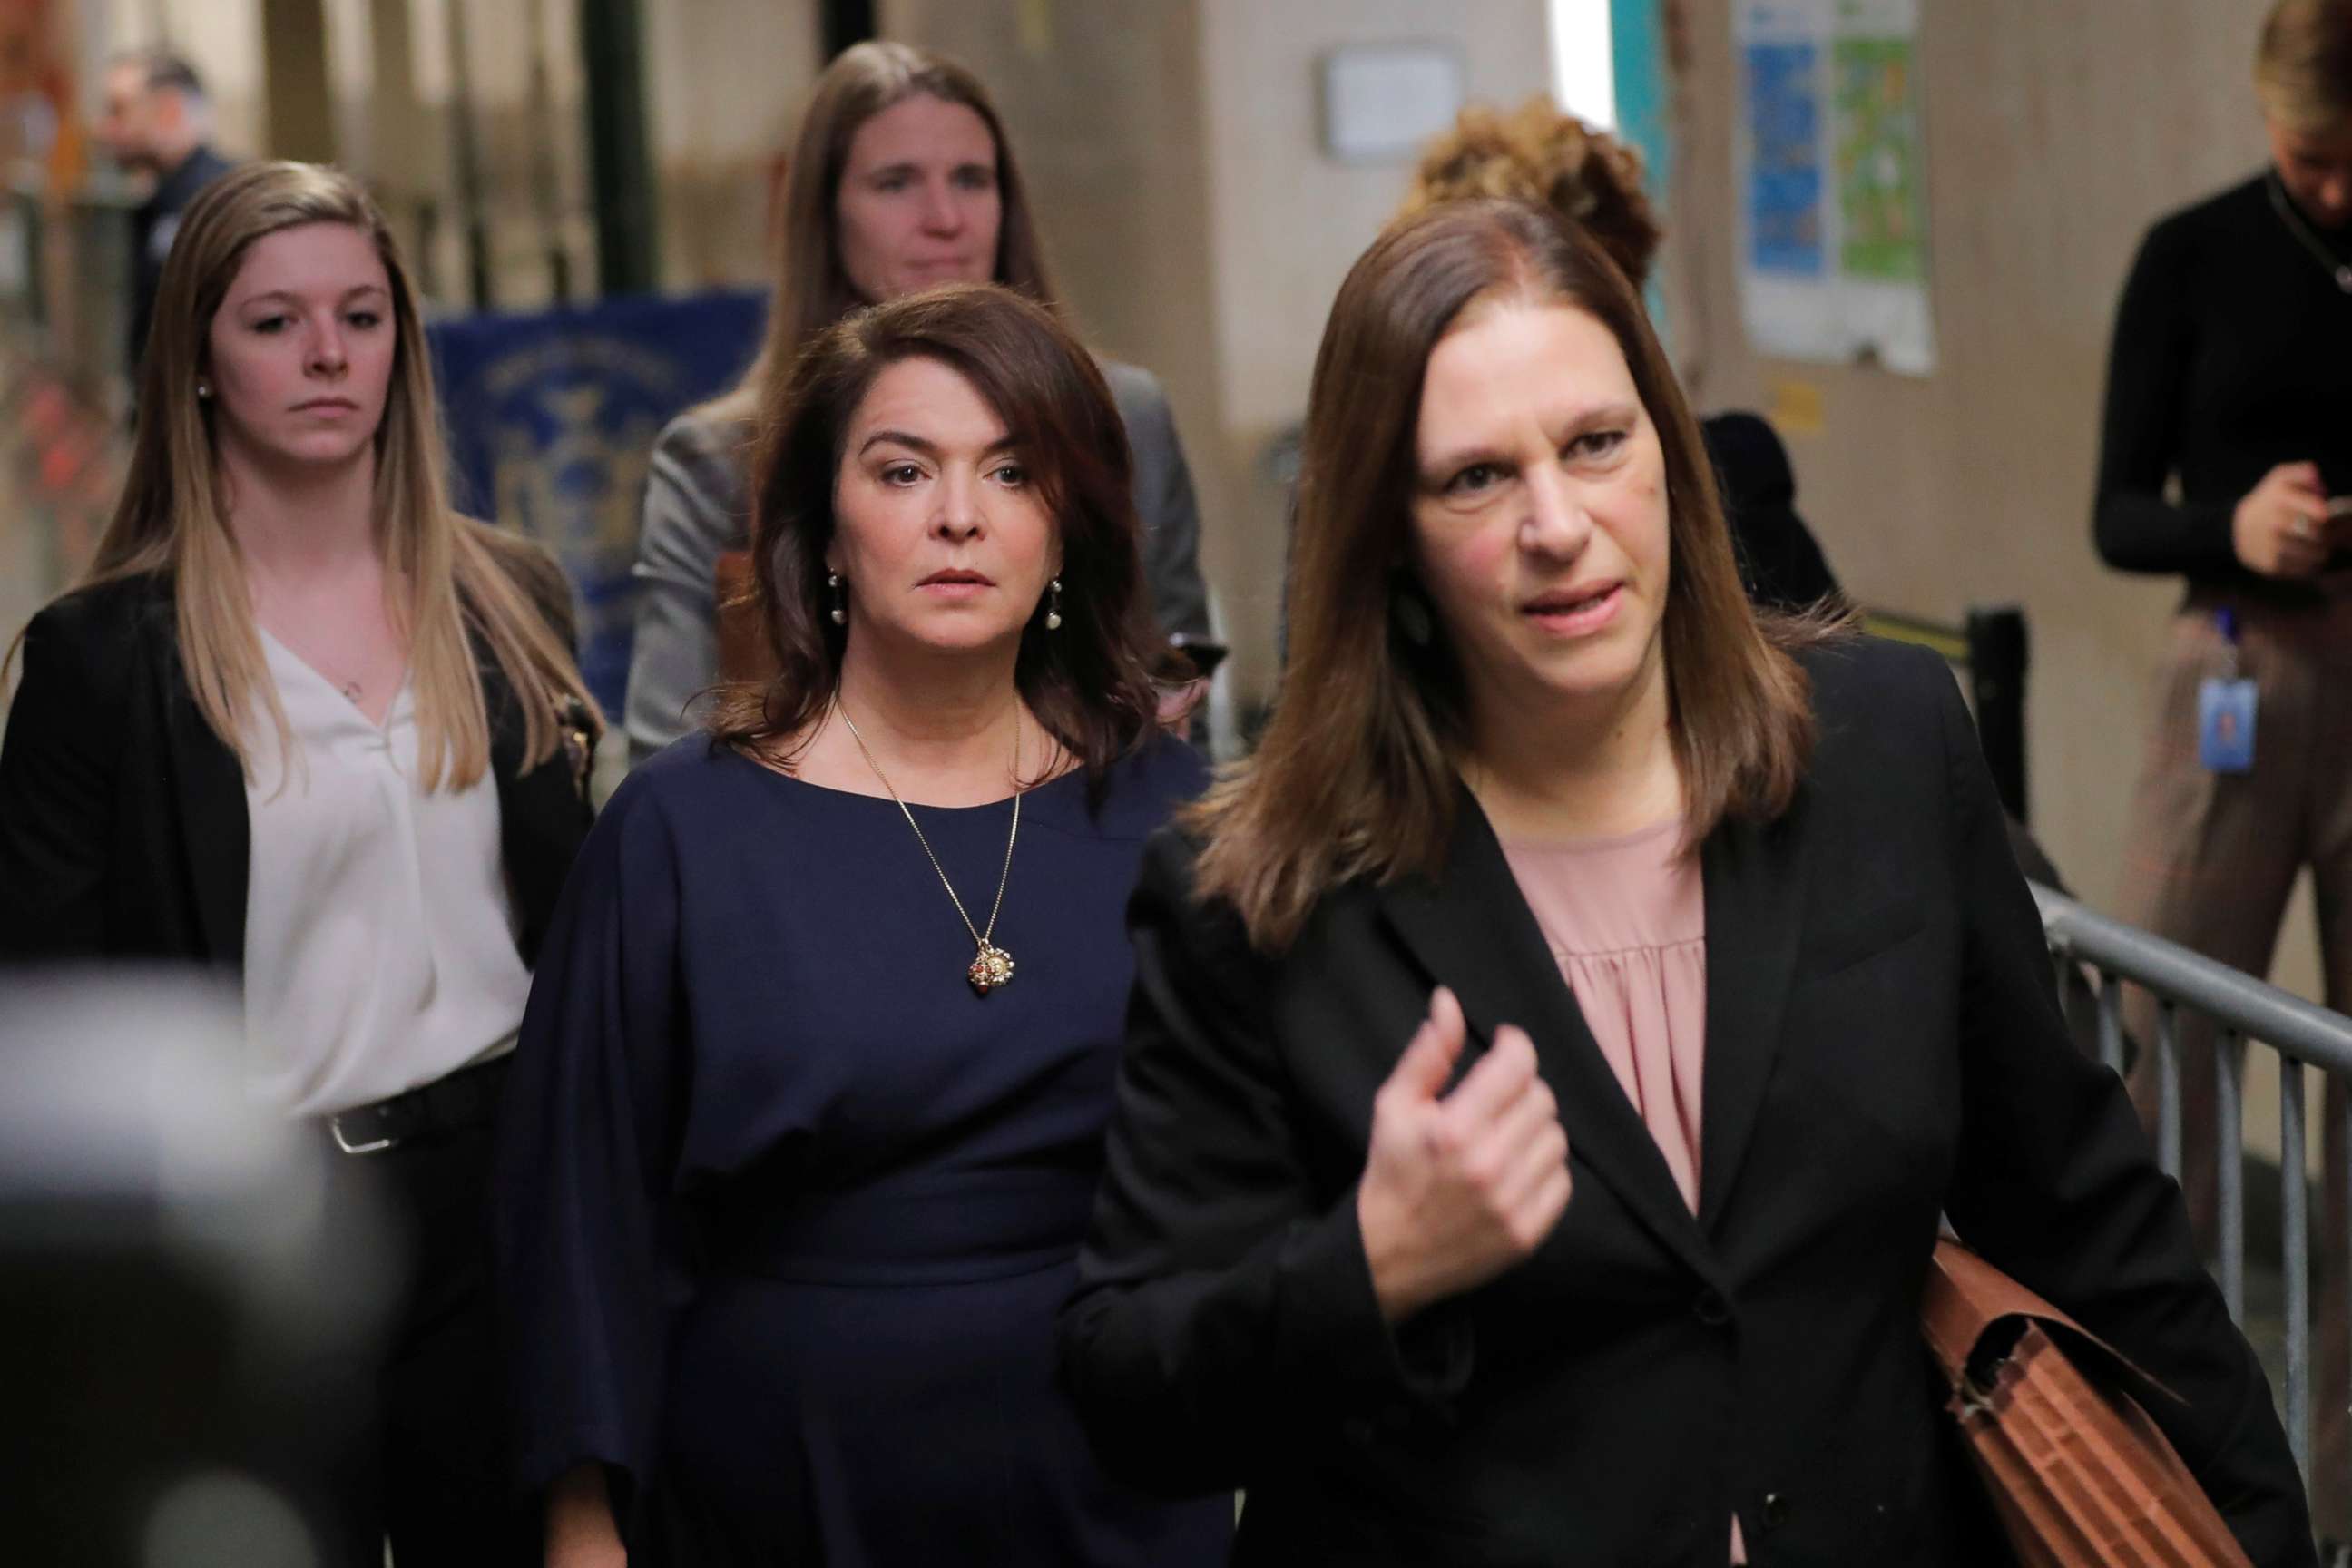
[0,971,398,1566]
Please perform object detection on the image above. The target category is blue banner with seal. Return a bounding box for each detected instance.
[427,288,766,715]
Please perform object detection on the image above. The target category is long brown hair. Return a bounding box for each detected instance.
[708,282,1160,793]
[701,41,1058,427]
[2258,0,2352,132]
[28,160,595,789]
[1192,199,1821,950]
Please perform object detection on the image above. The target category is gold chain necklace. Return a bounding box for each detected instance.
[836,701,1023,995]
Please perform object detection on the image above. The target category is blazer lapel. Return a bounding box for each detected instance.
[1378,794,1718,1285]
[477,634,600,966]
[1695,799,1811,1231]
[151,603,249,967]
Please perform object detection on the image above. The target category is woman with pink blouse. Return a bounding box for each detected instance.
[1057,199,2314,1566]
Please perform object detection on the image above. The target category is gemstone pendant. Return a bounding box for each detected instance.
[967,943,1016,995]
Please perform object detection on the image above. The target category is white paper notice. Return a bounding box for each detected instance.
[1733,0,1936,374]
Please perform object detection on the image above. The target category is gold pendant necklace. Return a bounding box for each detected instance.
[837,700,1024,995]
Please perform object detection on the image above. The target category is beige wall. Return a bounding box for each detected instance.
[1664,3,2298,950]
[260,0,333,162]
[644,0,823,291]
[1199,0,1553,430]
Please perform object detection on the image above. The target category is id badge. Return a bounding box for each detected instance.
[2198,678,2258,773]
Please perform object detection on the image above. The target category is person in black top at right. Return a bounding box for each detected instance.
[2095,0,2352,1541]
[92,48,233,375]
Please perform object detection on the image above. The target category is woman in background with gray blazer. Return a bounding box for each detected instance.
[624,41,1212,765]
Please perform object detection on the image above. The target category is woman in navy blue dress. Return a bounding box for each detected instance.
[494,282,1231,1566]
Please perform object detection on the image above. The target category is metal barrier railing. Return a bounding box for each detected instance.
[2032,879,2352,1496]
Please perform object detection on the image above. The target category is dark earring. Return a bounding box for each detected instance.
[828,572,847,626]
[1044,578,1063,632]
[1391,586,1433,647]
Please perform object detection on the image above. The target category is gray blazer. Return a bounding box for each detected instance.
[622,358,1211,766]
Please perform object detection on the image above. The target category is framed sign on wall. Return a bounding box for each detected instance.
[1318,43,1465,163]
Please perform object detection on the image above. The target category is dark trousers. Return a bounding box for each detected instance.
[315,1087,536,1566]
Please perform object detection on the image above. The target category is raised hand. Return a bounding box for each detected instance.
[1356,986,1573,1324]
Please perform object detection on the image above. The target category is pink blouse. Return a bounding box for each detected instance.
[1502,818,1744,1565]
[1501,818,1708,1212]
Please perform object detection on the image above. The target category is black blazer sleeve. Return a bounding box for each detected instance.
[1059,837,1469,1495]
[0,600,130,958]
[1930,670,2312,1563]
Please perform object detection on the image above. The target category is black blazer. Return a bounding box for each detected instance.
[1061,638,2312,1567]
[0,552,593,972]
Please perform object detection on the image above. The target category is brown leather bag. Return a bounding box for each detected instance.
[1920,1239,2252,1567]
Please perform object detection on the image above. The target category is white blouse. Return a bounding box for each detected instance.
[241,629,531,1120]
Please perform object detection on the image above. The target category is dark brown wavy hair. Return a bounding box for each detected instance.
[708,282,1161,795]
[1191,200,1823,950]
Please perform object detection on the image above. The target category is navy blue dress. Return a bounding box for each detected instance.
[494,732,1231,1565]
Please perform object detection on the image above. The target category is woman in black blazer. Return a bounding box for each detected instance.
[0,163,598,1565]
[1059,200,2314,1565]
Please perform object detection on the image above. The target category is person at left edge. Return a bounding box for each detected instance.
[495,281,1230,1566]
[92,48,233,375]
[0,161,601,1565]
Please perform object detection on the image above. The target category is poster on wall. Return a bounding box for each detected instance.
[1734,0,1936,374]
[428,289,766,718]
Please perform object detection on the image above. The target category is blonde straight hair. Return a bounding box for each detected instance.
[64,160,594,789]
[2257,0,2352,132]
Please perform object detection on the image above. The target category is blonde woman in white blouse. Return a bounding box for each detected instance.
[0,162,598,1565]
